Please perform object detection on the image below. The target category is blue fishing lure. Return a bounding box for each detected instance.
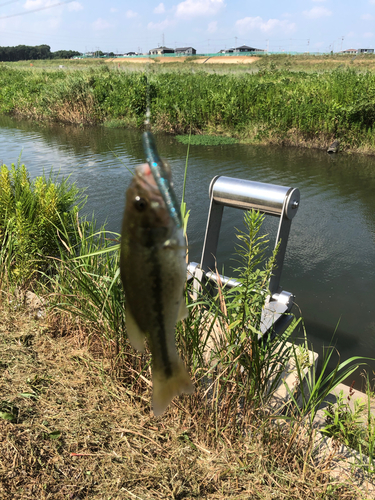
[142,131,182,229]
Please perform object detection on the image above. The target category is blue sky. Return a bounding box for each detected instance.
[0,0,374,54]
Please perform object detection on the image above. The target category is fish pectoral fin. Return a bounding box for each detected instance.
[177,299,189,322]
[126,308,146,352]
[152,360,194,417]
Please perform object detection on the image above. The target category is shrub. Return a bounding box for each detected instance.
[0,162,82,287]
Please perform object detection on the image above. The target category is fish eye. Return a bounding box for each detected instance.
[134,196,148,212]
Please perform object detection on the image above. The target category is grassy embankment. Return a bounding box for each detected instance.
[0,56,375,153]
[1,162,374,498]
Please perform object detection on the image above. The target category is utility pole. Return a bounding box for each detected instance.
[307,39,310,53]
[235,36,237,49]
[341,36,344,52]
[266,39,269,53]
[162,33,165,47]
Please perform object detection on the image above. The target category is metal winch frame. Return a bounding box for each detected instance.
[187,175,300,339]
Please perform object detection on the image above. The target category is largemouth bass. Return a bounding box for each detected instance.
[120,139,194,416]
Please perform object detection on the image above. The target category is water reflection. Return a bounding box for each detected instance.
[1,114,375,383]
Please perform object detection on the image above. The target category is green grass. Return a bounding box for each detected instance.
[176,134,238,145]
[0,64,375,153]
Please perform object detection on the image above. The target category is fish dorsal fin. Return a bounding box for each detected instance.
[126,308,146,352]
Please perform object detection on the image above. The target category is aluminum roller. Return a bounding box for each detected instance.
[209,176,300,220]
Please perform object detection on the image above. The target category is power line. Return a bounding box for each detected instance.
[0,0,74,19]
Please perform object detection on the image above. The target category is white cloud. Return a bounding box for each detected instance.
[110,7,118,13]
[24,0,52,10]
[207,20,217,33]
[303,7,332,19]
[175,0,224,19]
[235,16,296,35]
[126,10,138,18]
[369,0,375,4]
[362,14,374,20]
[92,18,113,30]
[24,0,82,12]
[154,3,165,14]
[147,18,175,30]
[364,32,374,38]
[68,2,83,12]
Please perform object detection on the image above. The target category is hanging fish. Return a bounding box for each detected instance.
[120,132,194,416]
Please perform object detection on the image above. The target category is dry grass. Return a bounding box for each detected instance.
[106,57,156,65]
[0,301,367,500]
[191,56,260,65]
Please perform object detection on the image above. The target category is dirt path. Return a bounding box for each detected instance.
[106,55,260,65]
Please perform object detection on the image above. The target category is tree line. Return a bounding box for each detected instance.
[0,44,81,62]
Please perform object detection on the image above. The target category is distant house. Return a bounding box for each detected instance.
[341,49,357,54]
[358,48,374,54]
[149,46,175,55]
[234,45,264,53]
[219,46,264,54]
[175,47,196,55]
[125,52,137,56]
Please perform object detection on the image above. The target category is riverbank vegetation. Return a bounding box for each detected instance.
[1,163,374,497]
[0,59,375,154]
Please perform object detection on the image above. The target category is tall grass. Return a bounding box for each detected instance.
[0,161,81,288]
[42,196,367,441]
[0,66,375,151]
[48,215,126,354]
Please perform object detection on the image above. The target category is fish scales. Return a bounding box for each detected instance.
[120,153,194,416]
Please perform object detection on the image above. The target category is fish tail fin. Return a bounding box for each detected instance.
[152,360,194,417]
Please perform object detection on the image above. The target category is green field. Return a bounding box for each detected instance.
[0,54,375,154]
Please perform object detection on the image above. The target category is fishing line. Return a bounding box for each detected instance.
[144,57,152,131]
[0,0,74,19]
[108,147,134,177]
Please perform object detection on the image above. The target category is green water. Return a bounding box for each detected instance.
[1,115,375,381]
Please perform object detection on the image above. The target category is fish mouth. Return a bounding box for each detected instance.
[129,163,169,225]
[134,163,163,201]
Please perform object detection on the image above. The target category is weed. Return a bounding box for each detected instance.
[322,388,366,450]
[283,334,369,429]
[0,162,82,287]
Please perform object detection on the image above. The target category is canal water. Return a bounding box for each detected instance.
[1,115,375,382]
